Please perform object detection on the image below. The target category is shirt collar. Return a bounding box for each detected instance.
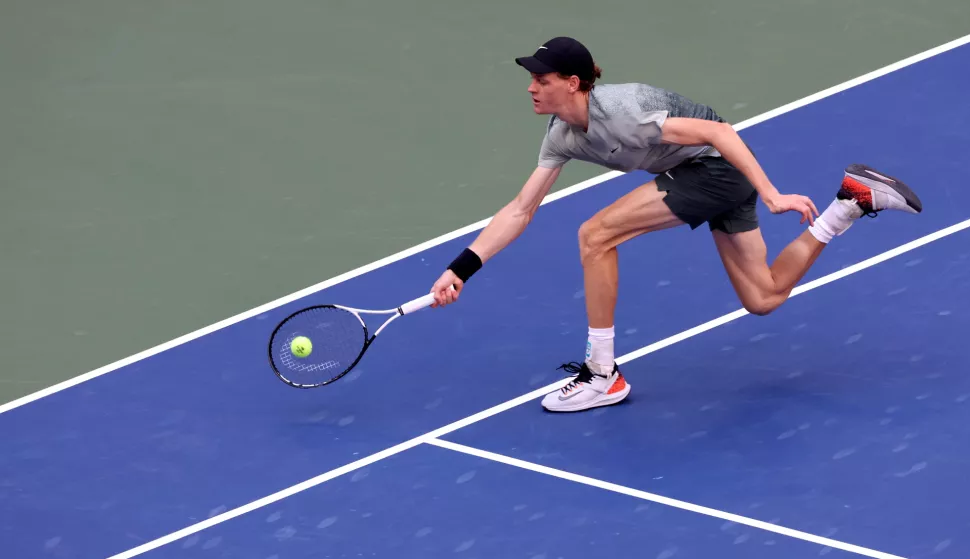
[579,89,609,148]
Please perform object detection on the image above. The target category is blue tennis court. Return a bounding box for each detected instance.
[2,39,969,559]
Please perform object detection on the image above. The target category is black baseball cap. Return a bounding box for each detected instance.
[515,37,595,81]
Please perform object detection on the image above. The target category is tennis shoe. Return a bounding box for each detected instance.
[838,164,922,216]
[541,361,630,412]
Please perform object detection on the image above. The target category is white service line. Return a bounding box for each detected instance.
[107,217,970,558]
[2,32,969,416]
[106,381,573,559]
[426,438,907,559]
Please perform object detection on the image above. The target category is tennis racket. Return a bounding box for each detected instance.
[268,288,451,388]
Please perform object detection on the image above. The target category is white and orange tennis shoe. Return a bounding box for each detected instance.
[541,361,630,412]
[839,163,923,216]
[809,163,922,244]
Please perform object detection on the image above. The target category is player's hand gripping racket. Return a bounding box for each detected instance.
[268,288,452,388]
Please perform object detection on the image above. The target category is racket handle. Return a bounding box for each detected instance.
[399,286,457,315]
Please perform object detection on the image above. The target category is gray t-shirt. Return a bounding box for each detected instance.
[537,83,724,174]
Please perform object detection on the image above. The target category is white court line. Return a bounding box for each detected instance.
[108,217,970,559]
[2,32,969,417]
[617,217,970,364]
[427,439,906,559]
[0,180,618,419]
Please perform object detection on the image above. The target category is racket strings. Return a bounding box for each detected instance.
[276,345,342,373]
[270,306,367,385]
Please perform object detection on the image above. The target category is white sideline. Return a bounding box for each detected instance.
[108,216,970,558]
[4,32,964,559]
[4,32,968,416]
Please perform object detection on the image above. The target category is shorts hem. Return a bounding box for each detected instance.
[708,219,760,234]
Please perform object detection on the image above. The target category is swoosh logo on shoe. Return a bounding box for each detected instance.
[864,169,895,183]
[559,389,584,401]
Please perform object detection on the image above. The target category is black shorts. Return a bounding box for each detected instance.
[655,156,759,234]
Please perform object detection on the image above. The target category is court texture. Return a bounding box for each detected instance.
[3,3,970,558]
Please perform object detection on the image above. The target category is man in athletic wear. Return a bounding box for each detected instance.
[430,37,922,412]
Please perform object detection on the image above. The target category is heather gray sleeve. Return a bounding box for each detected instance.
[537,120,571,168]
[636,110,668,145]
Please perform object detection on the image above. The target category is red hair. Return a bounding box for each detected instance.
[559,63,602,92]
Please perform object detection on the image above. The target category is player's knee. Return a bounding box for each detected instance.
[743,298,776,316]
[578,219,604,261]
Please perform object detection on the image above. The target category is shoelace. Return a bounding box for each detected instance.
[839,187,880,218]
[556,361,594,394]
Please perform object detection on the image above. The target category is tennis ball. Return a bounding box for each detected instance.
[290,336,312,358]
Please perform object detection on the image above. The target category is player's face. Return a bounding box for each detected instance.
[527,72,572,114]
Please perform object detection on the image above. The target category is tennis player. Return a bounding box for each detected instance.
[430,37,922,412]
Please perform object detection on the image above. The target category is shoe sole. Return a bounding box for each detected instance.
[542,382,631,413]
[845,163,923,214]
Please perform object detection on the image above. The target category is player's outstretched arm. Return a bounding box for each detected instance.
[430,165,561,307]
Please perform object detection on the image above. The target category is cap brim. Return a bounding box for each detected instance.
[515,56,556,75]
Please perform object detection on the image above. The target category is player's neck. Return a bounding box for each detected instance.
[557,91,590,132]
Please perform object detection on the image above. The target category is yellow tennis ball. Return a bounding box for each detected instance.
[290,336,312,358]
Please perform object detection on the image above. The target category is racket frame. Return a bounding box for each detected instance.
[268,291,438,388]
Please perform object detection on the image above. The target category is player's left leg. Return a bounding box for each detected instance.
[711,227,823,316]
[713,163,923,316]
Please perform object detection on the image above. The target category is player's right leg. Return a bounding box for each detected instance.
[542,155,764,413]
[541,179,684,413]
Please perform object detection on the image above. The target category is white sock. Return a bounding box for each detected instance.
[586,326,615,374]
[808,199,863,244]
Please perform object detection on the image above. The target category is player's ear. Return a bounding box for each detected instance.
[568,75,581,92]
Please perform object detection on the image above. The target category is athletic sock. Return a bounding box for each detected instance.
[586,326,615,375]
[808,199,863,244]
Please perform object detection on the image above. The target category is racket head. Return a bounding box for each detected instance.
[268,305,371,388]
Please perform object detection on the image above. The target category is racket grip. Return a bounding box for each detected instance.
[399,286,456,315]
